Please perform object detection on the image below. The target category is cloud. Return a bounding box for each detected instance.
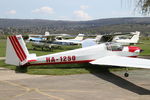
[80,5,89,10]
[32,6,54,14]
[73,5,92,20]
[74,10,92,20]
[6,10,16,15]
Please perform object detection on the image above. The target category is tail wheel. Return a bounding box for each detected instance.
[15,65,27,73]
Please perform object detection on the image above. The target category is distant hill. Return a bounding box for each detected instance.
[0,17,150,35]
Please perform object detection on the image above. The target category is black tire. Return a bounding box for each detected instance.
[124,73,129,77]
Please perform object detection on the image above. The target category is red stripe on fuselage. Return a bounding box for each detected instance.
[29,60,94,66]
[128,56,138,58]
[28,59,37,62]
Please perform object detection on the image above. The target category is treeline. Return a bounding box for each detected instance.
[0,17,150,35]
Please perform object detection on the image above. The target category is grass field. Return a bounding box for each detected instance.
[0,39,150,57]
[0,60,133,75]
[136,39,150,55]
[0,40,6,57]
[27,42,81,56]
[0,38,149,75]
[0,40,81,57]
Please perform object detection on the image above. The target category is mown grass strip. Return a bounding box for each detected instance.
[0,60,136,75]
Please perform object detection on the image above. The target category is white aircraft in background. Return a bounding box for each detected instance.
[5,35,150,77]
[27,32,50,42]
[27,31,71,42]
[28,32,84,45]
[54,33,84,45]
[95,31,140,45]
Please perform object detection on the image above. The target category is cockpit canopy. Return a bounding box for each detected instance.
[106,42,123,51]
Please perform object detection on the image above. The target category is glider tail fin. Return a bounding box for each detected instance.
[130,31,140,43]
[5,35,29,66]
[74,34,84,40]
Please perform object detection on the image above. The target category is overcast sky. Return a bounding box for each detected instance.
[0,0,146,21]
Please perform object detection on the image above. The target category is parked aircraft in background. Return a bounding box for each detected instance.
[27,34,46,42]
[27,31,72,42]
[30,33,84,50]
[31,40,61,51]
[27,32,50,42]
[54,33,84,45]
[27,31,84,45]
[5,35,150,77]
[95,31,140,45]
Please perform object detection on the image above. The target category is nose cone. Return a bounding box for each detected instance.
[128,46,141,53]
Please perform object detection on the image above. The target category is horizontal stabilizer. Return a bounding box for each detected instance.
[90,56,150,69]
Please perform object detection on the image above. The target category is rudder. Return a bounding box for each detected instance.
[5,35,29,66]
[130,31,140,43]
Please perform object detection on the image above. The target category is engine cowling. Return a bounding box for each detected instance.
[122,46,142,58]
[128,46,142,53]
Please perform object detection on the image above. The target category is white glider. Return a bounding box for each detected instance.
[5,35,150,77]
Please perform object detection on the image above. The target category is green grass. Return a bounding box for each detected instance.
[0,40,81,57]
[0,60,108,75]
[27,42,81,56]
[0,39,150,57]
[0,60,15,70]
[136,39,150,55]
[0,59,135,75]
[0,40,6,57]
[27,64,90,75]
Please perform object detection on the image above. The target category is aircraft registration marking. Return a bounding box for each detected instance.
[46,56,76,63]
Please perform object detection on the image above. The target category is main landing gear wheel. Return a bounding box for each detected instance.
[124,67,129,77]
[124,72,129,77]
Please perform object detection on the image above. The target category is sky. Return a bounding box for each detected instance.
[0,0,146,21]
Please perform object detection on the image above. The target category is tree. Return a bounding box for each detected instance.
[137,0,150,14]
